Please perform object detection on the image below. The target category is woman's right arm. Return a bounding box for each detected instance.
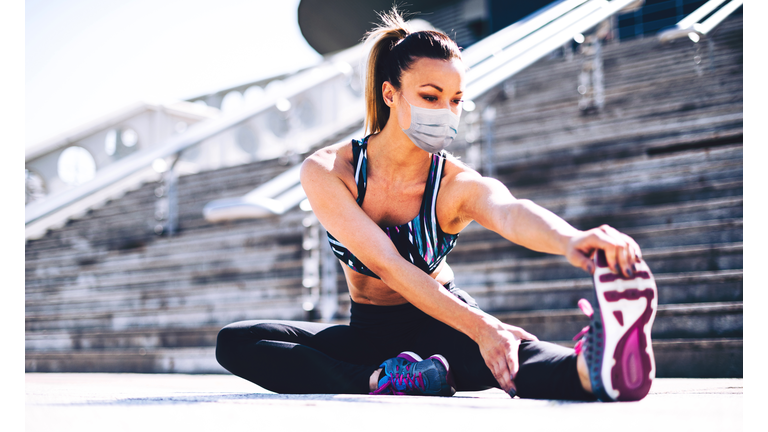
[300,146,534,394]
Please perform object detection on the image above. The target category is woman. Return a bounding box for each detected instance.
[216,8,658,402]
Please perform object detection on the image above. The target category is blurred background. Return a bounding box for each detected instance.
[25,0,743,378]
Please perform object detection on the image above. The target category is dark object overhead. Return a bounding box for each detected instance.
[298,0,463,55]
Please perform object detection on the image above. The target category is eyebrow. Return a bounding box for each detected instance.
[420,83,443,92]
[420,83,463,95]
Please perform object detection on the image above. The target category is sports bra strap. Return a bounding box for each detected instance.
[352,137,368,205]
[329,135,458,280]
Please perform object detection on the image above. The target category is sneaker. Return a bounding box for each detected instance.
[573,250,658,402]
[370,351,456,396]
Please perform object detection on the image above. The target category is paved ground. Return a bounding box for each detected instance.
[26,374,743,431]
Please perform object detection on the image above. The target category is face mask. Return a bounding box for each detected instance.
[401,95,461,154]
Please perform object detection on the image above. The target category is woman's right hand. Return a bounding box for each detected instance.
[475,316,538,395]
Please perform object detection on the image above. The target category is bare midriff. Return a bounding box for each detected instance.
[343,260,454,306]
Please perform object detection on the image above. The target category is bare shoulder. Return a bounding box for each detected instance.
[301,140,355,182]
[438,152,516,224]
[440,152,486,192]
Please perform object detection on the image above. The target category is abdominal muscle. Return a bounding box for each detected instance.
[343,260,455,305]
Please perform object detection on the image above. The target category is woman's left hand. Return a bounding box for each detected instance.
[564,224,643,277]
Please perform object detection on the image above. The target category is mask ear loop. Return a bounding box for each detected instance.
[398,92,415,131]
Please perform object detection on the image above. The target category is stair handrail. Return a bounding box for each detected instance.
[202,126,364,221]
[23,58,358,226]
[658,0,743,42]
[460,0,591,67]
[465,0,642,100]
[204,0,645,221]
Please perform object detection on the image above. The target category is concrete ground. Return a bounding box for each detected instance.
[26,374,743,432]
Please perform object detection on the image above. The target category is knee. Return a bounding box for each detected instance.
[215,324,237,369]
[215,321,274,369]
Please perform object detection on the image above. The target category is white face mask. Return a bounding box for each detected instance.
[401,95,461,154]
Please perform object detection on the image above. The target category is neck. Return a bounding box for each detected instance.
[367,122,432,181]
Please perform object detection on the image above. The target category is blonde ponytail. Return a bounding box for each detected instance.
[363,8,410,135]
[361,6,463,136]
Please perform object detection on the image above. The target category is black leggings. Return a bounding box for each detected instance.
[216,283,594,400]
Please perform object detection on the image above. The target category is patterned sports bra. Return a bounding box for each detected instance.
[326,135,460,279]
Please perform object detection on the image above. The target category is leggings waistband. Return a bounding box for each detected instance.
[349,281,478,328]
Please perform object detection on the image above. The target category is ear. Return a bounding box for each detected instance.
[382,81,397,107]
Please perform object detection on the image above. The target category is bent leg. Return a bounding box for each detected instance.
[216,320,382,394]
[408,318,498,392]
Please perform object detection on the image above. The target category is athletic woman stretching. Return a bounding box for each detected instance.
[216,8,658,402]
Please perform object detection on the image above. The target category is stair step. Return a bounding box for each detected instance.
[451,242,743,285]
[451,219,743,263]
[549,337,742,378]
[456,197,742,236]
[24,15,743,377]
[494,301,742,341]
[497,143,743,189]
[25,295,307,333]
[462,269,742,313]
[23,338,743,377]
[25,347,224,374]
[25,326,222,352]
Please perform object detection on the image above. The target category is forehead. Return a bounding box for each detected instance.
[401,57,465,91]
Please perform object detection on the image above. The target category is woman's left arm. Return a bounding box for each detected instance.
[451,171,642,277]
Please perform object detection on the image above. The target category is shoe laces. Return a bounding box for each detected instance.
[391,362,426,394]
[370,360,427,395]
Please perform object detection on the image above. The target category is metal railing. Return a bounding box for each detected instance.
[658,0,743,42]
[24,46,366,229]
[463,0,643,100]
[203,0,645,222]
[202,126,364,222]
[31,0,740,230]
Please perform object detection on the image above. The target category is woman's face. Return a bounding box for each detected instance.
[385,57,466,130]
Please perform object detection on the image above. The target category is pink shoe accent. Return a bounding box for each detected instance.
[587,250,657,402]
[604,288,656,401]
[578,298,594,318]
[572,298,593,346]
[613,311,624,326]
[574,339,585,355]
[599,271,651,283]
[397,351,422,363]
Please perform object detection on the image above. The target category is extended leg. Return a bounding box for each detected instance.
[515,340,596,401]
[409,315,595,400]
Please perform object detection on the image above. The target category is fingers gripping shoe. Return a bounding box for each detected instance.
[573,250,658,402]
[370,351,456,396]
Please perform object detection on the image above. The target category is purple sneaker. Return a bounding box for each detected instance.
[573,250,658,402]
[370,351,456,396]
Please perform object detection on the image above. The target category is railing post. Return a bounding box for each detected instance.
[693,36,704,77]
[301,211,321,321]
[593,34,605,111]
[153,154,180,236]
[319,225,339,322]
[578,24,606,114]
[166,158,179,236]
[562,40,574,62]
[481,105,497,178]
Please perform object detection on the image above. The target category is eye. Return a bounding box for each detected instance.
[422,95,438,102]
[452,99,463,105]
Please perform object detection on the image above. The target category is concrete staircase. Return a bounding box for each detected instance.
[25,15,742,377]
[446,15,743,377]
